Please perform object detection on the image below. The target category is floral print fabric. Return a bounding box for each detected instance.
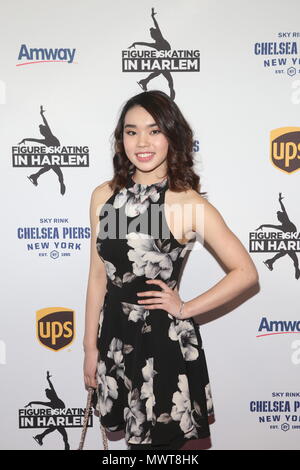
[94,173,214,449]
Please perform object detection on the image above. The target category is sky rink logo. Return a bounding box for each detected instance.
[18,217,90,259]
[16,44,77,66]
[253,31,300,77]
[249,393,300,431]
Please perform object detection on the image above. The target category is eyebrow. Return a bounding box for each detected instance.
[124,123,158,129]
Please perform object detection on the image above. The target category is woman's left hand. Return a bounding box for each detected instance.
[137,279,186,320]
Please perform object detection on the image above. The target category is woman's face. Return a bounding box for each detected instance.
[123,105,169,176]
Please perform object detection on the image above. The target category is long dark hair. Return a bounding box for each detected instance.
[109,90,206,196]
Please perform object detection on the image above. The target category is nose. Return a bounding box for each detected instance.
[137,131,150,147]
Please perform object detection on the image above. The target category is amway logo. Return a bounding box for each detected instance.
[257,316,300,337]
[17,44,76,66]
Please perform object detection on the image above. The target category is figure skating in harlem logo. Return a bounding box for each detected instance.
[18,106,66,195]
[129,8,175,100]
[12,105,90,195]
[19,370,94,450]
[122,7,200,101]
[24,371,70,449]
[249,192,300,280]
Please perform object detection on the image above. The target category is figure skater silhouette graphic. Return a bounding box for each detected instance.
[128,8,175,100]
[18,105,66,195]
[255,192,299,280]
[24,371,70,450]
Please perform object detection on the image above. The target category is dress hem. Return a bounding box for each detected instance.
[100,417,211,450]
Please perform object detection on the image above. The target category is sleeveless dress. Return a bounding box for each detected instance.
[94,173,214,450]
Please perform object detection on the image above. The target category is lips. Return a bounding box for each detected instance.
[135,152,155,162]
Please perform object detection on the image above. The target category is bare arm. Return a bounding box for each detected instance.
[184,194,259,319]
[83,182,113,352]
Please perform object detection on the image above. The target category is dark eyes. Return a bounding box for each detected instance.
[125,130,161,136]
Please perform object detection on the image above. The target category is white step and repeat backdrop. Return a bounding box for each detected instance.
[1,0,300,451]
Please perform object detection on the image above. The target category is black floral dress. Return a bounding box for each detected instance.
[94,173,214,450]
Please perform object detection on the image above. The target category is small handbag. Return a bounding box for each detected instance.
[77,385,109,450]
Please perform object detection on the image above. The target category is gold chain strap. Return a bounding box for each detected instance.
[77,384,109,450]
[78,306,109,450]
[96,382,109,450]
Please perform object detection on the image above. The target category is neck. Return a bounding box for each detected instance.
[132,169,168,186]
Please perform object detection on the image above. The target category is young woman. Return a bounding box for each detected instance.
[83,90,259,450]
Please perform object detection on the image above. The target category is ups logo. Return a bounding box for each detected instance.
[270,127,300,174]
[36,308,75,351]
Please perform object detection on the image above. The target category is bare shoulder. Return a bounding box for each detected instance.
[167,187,208,208]
[184,188,221,214]
[88,180,115,225]
[164,188,211,243]
[91,180,114,212]
[182,191,258,282]
[169,188,230,239]
[92,180,114,201]
[184,189,240,253]
[182,188,207,204]
[184,188,227,224]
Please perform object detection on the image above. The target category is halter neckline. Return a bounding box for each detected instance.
[126,173,168,190]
